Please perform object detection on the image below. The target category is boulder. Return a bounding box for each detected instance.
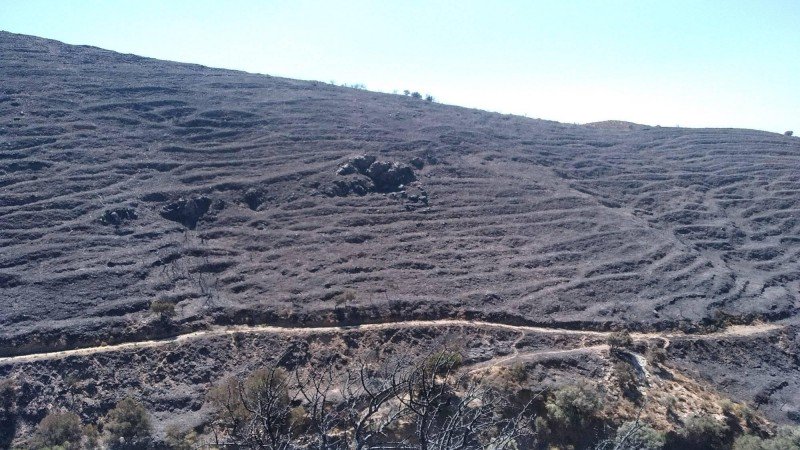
[367,161,416,192]
[336,163,357,176]
[350,154,376,173]
[243,188,263,210]
[100,207,137,226]
[160,196,211,229]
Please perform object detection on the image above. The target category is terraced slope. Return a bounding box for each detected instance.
[1,31,799,356]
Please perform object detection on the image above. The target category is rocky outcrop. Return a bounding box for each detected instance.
[365,160,416,192]
[331,154,418,196]
[99,207,138,226]
[159,196,211,229]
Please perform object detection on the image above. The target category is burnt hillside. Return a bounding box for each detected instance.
[1,31,799,354]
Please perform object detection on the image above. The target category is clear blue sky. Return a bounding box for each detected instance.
[2,0,798,132]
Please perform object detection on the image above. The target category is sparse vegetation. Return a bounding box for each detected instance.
[612,361,641,400]
[206,348,534,449]
[733,426,800,449]
[645,345,668,365]
[30,411,84,450]
[613,420,666,450]
[785,130,793,136]
[104,397,153,449]
[332,289,356,310]
[149,299,175,319]
[669,413,731,450]
[164,424,198,450]
[0,379,17,449]
[539,382,603,446]
[607,330,634,351]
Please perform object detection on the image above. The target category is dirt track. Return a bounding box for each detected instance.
[0,319,782,366]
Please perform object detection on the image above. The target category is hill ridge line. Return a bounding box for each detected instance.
[0,319,782,366]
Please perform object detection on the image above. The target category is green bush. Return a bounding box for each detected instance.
[423,350,463,375]
[646,346,668,365]
[164,424,198,450]
[614,421,666,450]
[104,397,152,449]
[30,411,83,450]
[83,424,100,450]
[545,383,602,431]
[733,426,800,450]
[669,414,731,450]
[150,299,175,318]
[608,331,634,350]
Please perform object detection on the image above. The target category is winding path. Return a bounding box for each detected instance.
[0,319,784,366]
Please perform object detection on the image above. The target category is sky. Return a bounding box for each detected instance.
[1,0,798,133]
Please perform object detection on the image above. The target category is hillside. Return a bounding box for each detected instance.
[1,32,800,447]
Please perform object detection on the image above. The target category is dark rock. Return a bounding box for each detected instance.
[336,163,357,175]
[99,207,137,226]
[328,177,373,197]
[410,157,425,169]
[160,196,211,229]
[141,192,167,202]
[349,178,372,196]
[367,161,416,192]
[335,155,416,194]
[243,188,263,210]
[350,154,376,173]
[330,180,351,197]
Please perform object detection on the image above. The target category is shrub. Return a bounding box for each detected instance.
[646,346,667,365]
[31,411,83,450]
[424,95,434,102]
[614,421,666,450]
[411,91,422,99]
[83,424,100,449]
[150,299,175,318]
[669,414,731,450]
[164,424,198,450]
[607,331,634,350]
[785,131,793,136]
[733,426,800,450]
[0,379,17,449]
[207,367,296,448]
[332,290,356,309]
[545,383,602,430]
[207,377,250,437]
[423,350,463,375]
[612,361,640,400]
[104,397,153,449]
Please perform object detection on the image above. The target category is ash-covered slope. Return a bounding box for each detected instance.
[1,32,799,353]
